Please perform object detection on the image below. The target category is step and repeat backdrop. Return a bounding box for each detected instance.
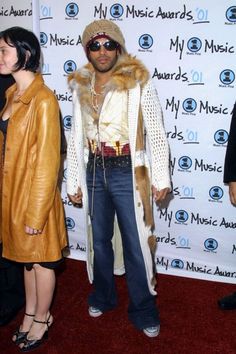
[1,0,236,283]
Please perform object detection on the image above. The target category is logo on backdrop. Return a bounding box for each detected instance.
[64,60,77,74]
[66,217,75,230]
[0,5,32,17]
[204,238,218,252]
[40,4,53,20]
[65,2,79,19]
[63,168,67,182]
[214,129,228,145]
[175,210,189,224]
[41,63,51,76]
[138,34,153,51]
[166,96,229,119]
[171,259,184,269]
[187,37,202,53]
[178,156,192,171]
[209,186,223,202]
[182,98,197,113]
[63,115,72,130]
[40,32,48,46]
[94,4,193,21]
[225,6,236,24]
[110,3,124,18]
[219,69,235,87]
[170,36,234,60]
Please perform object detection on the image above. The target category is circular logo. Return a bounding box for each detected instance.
[64,60,77,74]
[63,168,67,181]
[40,32,48,46]
[209,186,223,201]
[226,6,236,23]
[63,115,72,130]
[65,3,79,17]
[175,210,189,223]
[220,69,235,85]
[178,156,192,170]
[110,3,124,18]
[187,37,202,52]
[214,129,228,145]
[139,34,153,50]
[182,98,197,113]
[204,238,218,251]
[66,217,75,230]
[171,259,184,269]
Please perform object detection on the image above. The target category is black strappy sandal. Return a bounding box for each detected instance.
[12,313,35,345]
[19,314,52,352]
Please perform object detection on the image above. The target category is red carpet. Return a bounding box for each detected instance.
[0,258,236,354]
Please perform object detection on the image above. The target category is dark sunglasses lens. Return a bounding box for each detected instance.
[88,42,100,51]
[88,40,118,52]
[104,41,118,51]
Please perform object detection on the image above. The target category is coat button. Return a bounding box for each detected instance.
[138,202,141,207]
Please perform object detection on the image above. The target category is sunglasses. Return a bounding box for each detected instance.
[88,40,119,52]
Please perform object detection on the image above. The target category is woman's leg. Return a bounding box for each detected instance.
[12,267,36,341]
[19,264,55,345]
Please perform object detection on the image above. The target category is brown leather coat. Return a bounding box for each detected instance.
[0,74,67,263]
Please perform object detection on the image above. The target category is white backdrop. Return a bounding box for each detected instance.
[1,0,236,283]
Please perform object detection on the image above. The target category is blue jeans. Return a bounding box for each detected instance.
[86,164,159,330]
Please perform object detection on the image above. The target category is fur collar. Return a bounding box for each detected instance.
[68,54,149,92]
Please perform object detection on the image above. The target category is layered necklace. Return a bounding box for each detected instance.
[90,74,106,113]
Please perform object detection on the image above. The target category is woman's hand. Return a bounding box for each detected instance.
[25,225,42,235]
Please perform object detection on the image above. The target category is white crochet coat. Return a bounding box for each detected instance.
[67,55,171,295]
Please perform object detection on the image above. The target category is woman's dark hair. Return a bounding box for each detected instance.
[0,26,40,72]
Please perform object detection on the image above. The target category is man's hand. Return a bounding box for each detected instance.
[229,182,236,205]
[68,187,83,205]
[152,186,170,203]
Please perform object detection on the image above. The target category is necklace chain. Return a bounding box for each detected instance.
[90,75,105,113]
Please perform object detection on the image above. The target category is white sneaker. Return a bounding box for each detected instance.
[143,325,160,338]
[88,306,103,318]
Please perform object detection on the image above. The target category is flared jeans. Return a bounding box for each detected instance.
[86,164,159,329]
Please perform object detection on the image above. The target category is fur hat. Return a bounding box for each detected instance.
[82,19,127,54]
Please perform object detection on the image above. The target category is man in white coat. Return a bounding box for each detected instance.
[67,19,171,337]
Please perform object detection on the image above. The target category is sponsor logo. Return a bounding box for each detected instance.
[65,217,75,230]
[187,37,202,53]
[40,32,48,46]
[225,6,236,24]
[204,238,218,251]
[170,36,234,60]
[65,2,79,18]
[175,210,189,223]
[63,60,77,74]
[166,96,229,119]
[182,98,197,113]
[219,69,235,86]
[63,168,67,181]
[110,3,123,18]
[214,129,228,145]
[209,186,223,202]
[63,115,72,130]
[171,259,184,269]
[178,156,192,171]
[94,4,193,20]
[138,34,153,51]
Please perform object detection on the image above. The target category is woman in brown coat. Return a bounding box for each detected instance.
[0,27,67,351]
